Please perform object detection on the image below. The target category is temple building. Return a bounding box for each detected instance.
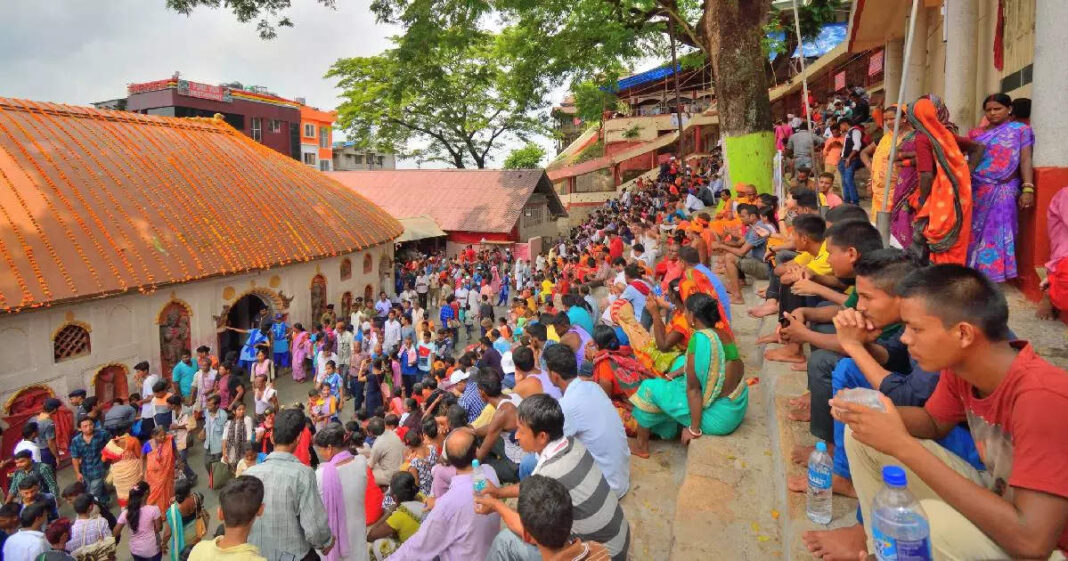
[0,98,401,459]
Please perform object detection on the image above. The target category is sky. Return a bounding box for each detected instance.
[1,0,556,167]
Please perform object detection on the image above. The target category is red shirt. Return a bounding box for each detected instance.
[925,342,1068,552]
[609,237,624,260]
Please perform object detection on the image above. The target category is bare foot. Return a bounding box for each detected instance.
[788,393,810,408]
[787,406,811,422]
[802,524,868,561]
[791,444,815,465]
[756,287,768,298]
[788,474,858,498]
[791,361,808,371]
[748,300,780,318]
[730,295,746,305]
[1036,295,1056,320]
[765,345,806,363]
[756,332,780,345]
[628,439,650,459]
[792,442,835,464]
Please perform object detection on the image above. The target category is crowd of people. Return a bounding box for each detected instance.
[2,86,1068,561]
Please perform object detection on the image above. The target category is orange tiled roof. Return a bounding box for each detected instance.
[0,98,402,314]
[327,169,567,235]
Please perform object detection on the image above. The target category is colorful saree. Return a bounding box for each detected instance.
[630,329,748,439]
[609,300,687,375]
[869,133,900,219]
[145,434,176,513]
[967,121,1035,281]
[103,435,143,507]
[906,97,972,265]
[890,131,919,247]
[592,346,658,436]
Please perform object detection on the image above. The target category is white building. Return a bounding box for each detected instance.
[0,98,401,457]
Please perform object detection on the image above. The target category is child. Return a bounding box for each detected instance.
[188,476,267,560]
[67,494,111,552]
[367,472,427,561]
[318,361,345,404]
[234,448,257,477]
[309,386,337,431]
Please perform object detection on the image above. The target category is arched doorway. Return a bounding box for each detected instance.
[364,284,374,302]
[2,385,73,469]
[219,293,269,361]
[158,301,191,380]
[93,364,129,409]
[341,291,353,319]
[310,274,327,327]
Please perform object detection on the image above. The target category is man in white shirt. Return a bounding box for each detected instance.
[134,360,160,436]
[684,189,706,214]
[3,502,48,561]
[383,310,402,352]
[13,424,41,462]
[414,273,430,309]
[336,322,355,376]
[411,302,426,332]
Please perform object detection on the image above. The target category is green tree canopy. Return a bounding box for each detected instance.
[503,142,547,169]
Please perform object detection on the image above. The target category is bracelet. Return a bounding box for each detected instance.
[1022,186,1035,194]
[687,426,703,437]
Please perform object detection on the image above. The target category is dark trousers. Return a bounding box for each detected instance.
[349,377,365,414]
[401,374,417,397]
[418,292,428,309]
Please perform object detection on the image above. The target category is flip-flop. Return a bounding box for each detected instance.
[631,449,651,459]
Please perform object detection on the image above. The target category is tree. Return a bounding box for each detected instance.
[165,0,337,39]
[326,29,545,168]
[503,142,547,169]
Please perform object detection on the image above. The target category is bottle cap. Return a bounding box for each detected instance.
[472,459,480,468]
[815,441,827,453]
[882,465,907,487]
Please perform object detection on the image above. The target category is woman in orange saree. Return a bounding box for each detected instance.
[587,325,658,436]
[143,426,176,513]
[103,429,143,507]
[905,96,973,264]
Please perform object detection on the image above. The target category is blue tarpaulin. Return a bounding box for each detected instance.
[767,22,847,60]
[612,64,682,92]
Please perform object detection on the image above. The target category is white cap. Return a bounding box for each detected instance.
[500,351,515,375]
[449,370,471,385]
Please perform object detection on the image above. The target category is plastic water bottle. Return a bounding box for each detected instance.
[806,441,833,524]
[839,387,887,411]
[472,459,487,495]
[872,466,932,561]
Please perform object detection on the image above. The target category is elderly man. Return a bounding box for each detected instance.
[389,429,501,560]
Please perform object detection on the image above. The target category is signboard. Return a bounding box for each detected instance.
[834,71,847,91]
[868,50,884,76]
[127,80,172,95]
[177,80,228,102]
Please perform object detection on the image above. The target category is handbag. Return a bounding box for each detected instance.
[209,461,232,490]
[193,492,208,540]
[70,536,117,561]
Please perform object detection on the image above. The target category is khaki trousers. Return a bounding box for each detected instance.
[845,427,1066,561]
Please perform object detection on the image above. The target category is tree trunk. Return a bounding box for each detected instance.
[702,0,776,193]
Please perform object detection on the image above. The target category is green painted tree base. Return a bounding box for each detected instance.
[724,131,775,194]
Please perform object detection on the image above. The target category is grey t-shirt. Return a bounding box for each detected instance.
[786,130,823,161]
[35,417,55,449]
[103,404,137,431]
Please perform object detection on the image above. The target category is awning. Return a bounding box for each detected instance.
[847,0,916,53]
[395,215,447,242]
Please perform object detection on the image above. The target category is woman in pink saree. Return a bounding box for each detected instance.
[291,323,312,382]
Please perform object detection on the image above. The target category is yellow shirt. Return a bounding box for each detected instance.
[793,241,833,276]
[471,403,497,429]
[546,324,560,343]
[189,538,267,561]
[540,280,554,302]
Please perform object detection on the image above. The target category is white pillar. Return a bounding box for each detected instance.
[943,0,979,130]
[903,5,928,103]
[883,38,904,106]
[1032,0,1068,167]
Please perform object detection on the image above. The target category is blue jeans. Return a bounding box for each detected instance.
[838,158,861,204]
[518,453,537,480]
[831,359,983,481]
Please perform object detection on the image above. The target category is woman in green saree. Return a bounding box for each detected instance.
[629,292,748,458]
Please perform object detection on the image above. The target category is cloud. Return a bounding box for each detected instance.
[1,0,395,113]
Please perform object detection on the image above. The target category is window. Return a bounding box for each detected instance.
[377,156,384,166]
[251,117,262,142]
[363,254,373,274]
[304,123,315,137]
[355,154,364,164]
[340,258,352,280]
[319,160,330,171]
[523,205,544,227]
[303,152,317,166]
[269,119,282,133]
[54,323,91,362]
[319,126,330,148]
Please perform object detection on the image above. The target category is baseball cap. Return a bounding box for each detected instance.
[449,370,471,386]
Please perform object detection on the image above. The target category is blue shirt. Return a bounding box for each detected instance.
[459,378,486,423]
[69,429,111,482]
[171,359,197,398]
[693,264,733,324]
[271,322,289,353]
[559,379,630,497]
[439,304,455,325]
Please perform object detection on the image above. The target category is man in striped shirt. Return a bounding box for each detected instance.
[476,394,630,561]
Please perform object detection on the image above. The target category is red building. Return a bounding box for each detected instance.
[120,77,303,161]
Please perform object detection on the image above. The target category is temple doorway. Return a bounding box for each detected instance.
[219,293,269,360]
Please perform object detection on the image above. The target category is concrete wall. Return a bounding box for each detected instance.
[0,243,392,408]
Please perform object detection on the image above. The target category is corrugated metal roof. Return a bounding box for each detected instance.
[613,64,682,92]
[0,98,403,314]
[327,169,567,235]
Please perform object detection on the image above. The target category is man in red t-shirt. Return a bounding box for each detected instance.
[805,264,1068,560]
